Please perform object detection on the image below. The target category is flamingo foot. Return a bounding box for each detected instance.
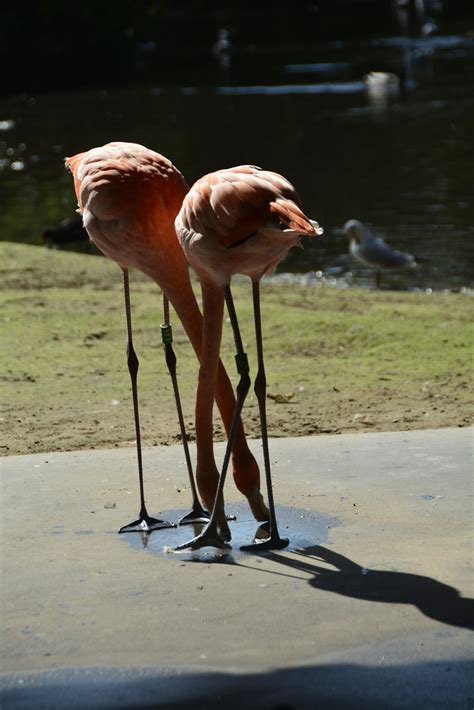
[178,504,238,526]
[119,512,176,534]
[178,500,210,526]
[174,520,231,551]
[240,522,289,552]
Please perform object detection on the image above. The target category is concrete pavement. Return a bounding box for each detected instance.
[1,428,473,708]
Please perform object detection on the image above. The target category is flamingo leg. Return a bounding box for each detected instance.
[240,281,289,551]
[119,270,176,534]
[160,293,209,525]
[175,284,249,550]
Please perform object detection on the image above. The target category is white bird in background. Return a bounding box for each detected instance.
[343,219,418,288]
[364,71,401,101]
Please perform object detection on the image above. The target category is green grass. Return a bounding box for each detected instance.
[1,242,472,455]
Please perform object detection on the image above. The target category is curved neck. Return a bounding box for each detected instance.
[146,250,254,466]
[194,280,225,469]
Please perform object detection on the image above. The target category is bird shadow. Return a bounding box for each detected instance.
[252,544,474,630]
[130,513,473,631]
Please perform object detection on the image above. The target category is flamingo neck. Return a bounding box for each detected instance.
[195,280,225,468]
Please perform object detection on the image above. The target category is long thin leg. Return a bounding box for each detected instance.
[119,270,175,534]
[175,284,250,551]
[161,293,209,525]
[240,281,289,551]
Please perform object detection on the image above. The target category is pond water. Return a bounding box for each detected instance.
[1,17,473,291]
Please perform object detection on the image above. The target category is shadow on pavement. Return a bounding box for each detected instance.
[2,658,473,709]
[256,545,474,630]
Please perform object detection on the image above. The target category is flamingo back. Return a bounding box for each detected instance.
[65,142,188,276]
[176,165,321,284]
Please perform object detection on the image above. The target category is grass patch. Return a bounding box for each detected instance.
[1,242,472,455]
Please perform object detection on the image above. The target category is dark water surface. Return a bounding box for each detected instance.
[1,23,473,290]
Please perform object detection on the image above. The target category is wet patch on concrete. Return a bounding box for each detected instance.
[120,503,339,562]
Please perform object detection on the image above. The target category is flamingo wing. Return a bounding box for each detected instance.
[65,142,188,273]
[181,165,316,248]
[177,165,321,284]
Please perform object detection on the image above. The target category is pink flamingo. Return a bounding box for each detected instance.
[175,164,322,551]
[66,142,268,535]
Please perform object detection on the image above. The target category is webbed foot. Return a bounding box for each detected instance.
[178,502,210,526]
[119,512,176,534]
[174,520,231,551]
[240,522,289,551]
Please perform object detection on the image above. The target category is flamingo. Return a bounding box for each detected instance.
[174,165,323,551]
[65,142,268,535]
